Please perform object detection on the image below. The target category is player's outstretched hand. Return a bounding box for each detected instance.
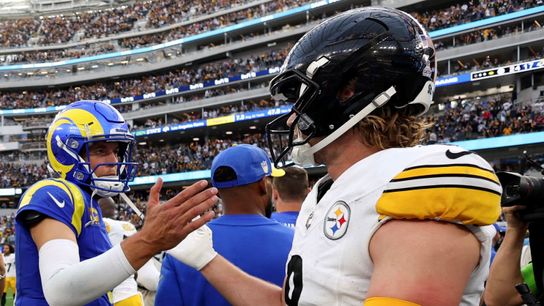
[139,178,218,254]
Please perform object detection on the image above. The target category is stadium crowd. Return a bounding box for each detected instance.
[131,98,286,129]
[0,0,541,63]
[2,93,544,191]
[0,162,48,188]
[2,43,542,111]
[0,0,309,49]
[0,49,539,113]
[0,216,15,247]
[0,47,288,109]
[411,0,542,31]
[134,134,268,176]
[434,17,544,51]
[426,94,544,143]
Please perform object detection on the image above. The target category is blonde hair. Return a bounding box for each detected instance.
[355,105,430,150]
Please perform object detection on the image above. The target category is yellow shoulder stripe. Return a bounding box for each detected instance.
[19,179,73,209]
[61,180,85,236]
[18,179,86,236]
[376,186,501,225]
[393,164,499,184]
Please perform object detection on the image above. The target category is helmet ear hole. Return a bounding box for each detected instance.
[337,79,357,104]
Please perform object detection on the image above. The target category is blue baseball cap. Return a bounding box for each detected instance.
[211,144,285,188]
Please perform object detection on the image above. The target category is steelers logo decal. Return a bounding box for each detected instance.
[323,201,350,240]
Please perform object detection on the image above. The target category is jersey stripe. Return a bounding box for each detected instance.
[385,176,502,195]
[391,173,500,186]
[18,179,86,236]
[54,179,85,236]
[376,186,501,225]
[393,164,499,184]
[19,179,74,208]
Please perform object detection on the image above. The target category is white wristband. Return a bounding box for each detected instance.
[167,225,217,271]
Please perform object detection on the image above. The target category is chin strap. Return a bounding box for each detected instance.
[307,86,397,155]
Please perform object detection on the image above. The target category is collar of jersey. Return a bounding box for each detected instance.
[212,214,278,226]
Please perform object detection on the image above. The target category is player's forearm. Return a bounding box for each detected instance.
[484,228,525,306]
[39,240,135,306]
[121,231,159,270]
[201,255,284,306]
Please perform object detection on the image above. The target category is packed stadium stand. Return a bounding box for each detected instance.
[2,2,544,303]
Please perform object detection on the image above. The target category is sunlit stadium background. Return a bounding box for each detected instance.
[1,0,544,303]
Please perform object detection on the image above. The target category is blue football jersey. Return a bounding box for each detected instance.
[15,178,113,306]
[271,211,299,228]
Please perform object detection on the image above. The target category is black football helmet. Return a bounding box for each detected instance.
[265,7,436,167]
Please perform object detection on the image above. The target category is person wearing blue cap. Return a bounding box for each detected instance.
[156,144,294,306]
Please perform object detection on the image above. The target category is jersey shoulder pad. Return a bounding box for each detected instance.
[17,178,86,236]
[376,146,502,225]
[103,218,113,234]
[120,221,137,236]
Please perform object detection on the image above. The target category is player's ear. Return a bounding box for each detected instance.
[257,178,267,196]
[272,188,280,202]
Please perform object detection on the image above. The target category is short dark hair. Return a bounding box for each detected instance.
[272,166,309,202]
[4,244,14,254]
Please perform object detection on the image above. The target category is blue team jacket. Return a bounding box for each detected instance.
[156,214,294,306]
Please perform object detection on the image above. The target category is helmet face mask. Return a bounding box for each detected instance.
[81,137,137,197]
[265,7,436,168]
[47,101,138,196]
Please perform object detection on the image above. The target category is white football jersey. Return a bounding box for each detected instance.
[285,145,501,306]
[4,253,15,278]
[104,218,140,303]
[104,218,137,245]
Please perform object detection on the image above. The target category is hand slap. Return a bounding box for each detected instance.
[138,179,219,253]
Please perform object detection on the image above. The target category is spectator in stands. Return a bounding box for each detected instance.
[0,0,310,49]
[270,165,309,228]
[156,144,293,306]
[1,0,539,59]
[0,46,288,109]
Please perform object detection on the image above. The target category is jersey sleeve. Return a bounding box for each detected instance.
[155,255,184,306]
[16,179,86,237]
[376,147,502,226]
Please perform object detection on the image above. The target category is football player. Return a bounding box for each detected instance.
[166,7,502,306]
[1,244,14,306]
[15,100,218,305]
[99,197,142,306]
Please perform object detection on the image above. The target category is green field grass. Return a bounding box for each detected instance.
[5,288,14,306]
